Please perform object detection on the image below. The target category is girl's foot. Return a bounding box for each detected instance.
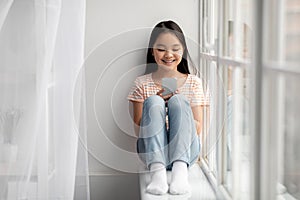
[146,163,168,195]
[169,161,190,195]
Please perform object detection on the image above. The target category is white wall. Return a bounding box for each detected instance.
[84,0,199,197]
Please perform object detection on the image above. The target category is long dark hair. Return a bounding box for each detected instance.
[145,20,194,74]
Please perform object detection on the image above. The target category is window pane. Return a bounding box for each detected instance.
[205,61,218,176]
[263,0,300,198]
[285,0,300,61]
[223,65,250,199]
[284,74,300,198]
[221,0,252,198]
[262,71,300,199]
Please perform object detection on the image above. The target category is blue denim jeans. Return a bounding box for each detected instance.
[137,94,201,170]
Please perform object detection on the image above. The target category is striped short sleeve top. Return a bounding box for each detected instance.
[127,73,209,107]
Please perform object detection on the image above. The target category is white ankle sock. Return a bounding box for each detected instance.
[169,161,190,195]
[146,163,168,195]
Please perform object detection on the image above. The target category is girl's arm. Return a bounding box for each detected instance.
[132,101,143,137]
[192,105,203,135]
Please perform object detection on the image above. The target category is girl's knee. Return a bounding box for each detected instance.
[168,94,189,108]
[143,95,166,113]
[144,95,165,105]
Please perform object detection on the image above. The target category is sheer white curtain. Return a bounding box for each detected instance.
[0,0,89,199]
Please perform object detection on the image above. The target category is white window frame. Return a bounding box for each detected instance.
[199,0,252,199]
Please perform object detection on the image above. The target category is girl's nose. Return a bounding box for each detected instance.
[164,50,173,58]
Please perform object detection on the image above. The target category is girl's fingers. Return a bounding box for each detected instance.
[163,93,173,100]
[157,89,177,101]
[156,89,164,96]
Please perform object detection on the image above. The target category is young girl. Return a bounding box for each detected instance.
[128,20,206,195]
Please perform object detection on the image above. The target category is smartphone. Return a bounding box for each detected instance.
[162,77,177,96]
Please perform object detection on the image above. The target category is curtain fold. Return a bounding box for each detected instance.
[0,0,13,30]
[0,0,89,199]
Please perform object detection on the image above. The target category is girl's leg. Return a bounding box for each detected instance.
[137,95,168,167]
[137,95,168,195]
[167,94,201,194]
[167,94,201,166]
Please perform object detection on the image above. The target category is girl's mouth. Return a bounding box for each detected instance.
[162,59,175,64]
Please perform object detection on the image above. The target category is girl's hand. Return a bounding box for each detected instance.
[156,89,173,101]
[156,89,179,102]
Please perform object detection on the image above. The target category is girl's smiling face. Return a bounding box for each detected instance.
[152,32,184,71]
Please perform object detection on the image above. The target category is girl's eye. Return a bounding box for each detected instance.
[157,49,165,52]
[173,49,180,52]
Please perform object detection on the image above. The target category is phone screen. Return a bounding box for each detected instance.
[162,77,177,96]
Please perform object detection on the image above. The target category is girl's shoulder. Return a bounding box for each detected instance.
[187,74,202,84]
[134,73,152,85]
[136,73,151,80]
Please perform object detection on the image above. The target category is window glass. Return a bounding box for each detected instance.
[222,1,252,198]
[262,0,300,199]
[282,10,300,198]
[200,0,253,198]
[285,0,300,61]
[200,0,219,176]
[202,61,218,176]
[283,74,300,199]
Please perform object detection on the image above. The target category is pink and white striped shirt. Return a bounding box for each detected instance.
[128,73,209,107]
